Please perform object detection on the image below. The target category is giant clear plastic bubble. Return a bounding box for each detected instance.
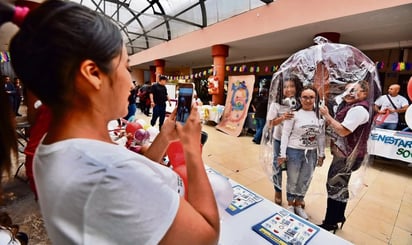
[259,36,381,201]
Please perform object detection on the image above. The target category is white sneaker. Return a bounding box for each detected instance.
[295,206,308,220]
[287,205,295,214]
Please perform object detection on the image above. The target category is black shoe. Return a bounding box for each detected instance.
[318,223,338,234]
[16,113,22,116]
[338,217,346,229]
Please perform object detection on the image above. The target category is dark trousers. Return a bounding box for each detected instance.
[323,155,362,225]
[151,104,166,129]
[253,117,266,143]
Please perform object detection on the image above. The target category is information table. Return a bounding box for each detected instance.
[368,128,412,163]
[218,177,352,244]
[200,105,225,124]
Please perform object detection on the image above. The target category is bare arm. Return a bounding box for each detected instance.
[149,93,154,107]
[159,106,220,245]
[143,109,178,163]
[269,111,294,127]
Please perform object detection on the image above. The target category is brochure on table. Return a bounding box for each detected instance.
[208,166,353,245]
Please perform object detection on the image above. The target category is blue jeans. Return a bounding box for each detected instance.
[151,104,166,129]
[124,103,137,121]
[272,139,282,192]
[286,147,317,203]
[253,117,266,143]
[375,122,397,130]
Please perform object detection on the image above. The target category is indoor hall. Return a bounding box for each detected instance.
[1,0,412,244]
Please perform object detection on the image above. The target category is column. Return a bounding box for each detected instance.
[154,59,165,82]
[149,65,156,84]
[211,44,229,105]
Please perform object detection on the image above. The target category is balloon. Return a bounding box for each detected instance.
[125,122,142,135]
[405,105,412,129]
[207,171,233,209]
[146,126,159,142]
[134,128,150,143]
[127,115,135,122]
[407,76,412,101]
[136,119,149,129]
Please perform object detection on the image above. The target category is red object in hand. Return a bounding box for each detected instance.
[407,76,412,101]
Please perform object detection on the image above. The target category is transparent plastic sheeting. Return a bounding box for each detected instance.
[259,36,382,200]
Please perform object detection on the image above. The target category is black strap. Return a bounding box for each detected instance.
[386,94,399,110]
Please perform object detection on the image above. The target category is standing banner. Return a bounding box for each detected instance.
[216,75,255,136]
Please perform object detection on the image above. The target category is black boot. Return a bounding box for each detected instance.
[336,200,347,229]
[318,198,339,233]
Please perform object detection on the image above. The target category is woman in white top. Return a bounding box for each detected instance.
[9,1,219,244]
[277,86,325,220]
[266,75,302,205]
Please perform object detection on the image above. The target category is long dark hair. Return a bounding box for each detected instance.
[0,89,16,181]
[10,0,123,114]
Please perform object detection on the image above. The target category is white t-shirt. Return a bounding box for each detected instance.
[374,94,409,123]
[267,102,292,140]
[34,139,182,245]
[340,106,369,132]
[280,109,325,158]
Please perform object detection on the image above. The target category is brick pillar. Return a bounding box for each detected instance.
[211,44,229,105]
[154,59,165,82]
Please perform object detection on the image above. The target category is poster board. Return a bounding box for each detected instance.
[216,75,255,136]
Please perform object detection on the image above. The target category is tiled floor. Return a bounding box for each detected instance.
[176,117,412,245]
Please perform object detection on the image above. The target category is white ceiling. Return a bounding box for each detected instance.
[1,1,412,72]
[142,3,412,72]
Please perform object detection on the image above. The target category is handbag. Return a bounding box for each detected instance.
[386,95,407,130]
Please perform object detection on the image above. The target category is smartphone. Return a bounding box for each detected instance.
[176,83,194,124]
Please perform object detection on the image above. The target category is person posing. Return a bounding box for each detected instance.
[374,83,409,130]
[266,75,302,205]
[150,75,171,130]
[318,80,371,233]
[277,86,325,220]
[252,88,268,144]
[9,1,219,244]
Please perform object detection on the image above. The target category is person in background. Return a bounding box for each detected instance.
[277,86,325,219]
[318,80,372,233]
[374,83,409,130]
[266,75,302,206]
[138,80,151,116]
[123,83,138,121]
[9,1,219,244]
[3,75,18,116]
[252,88,268,144]
[150,75,171,130]
[13,77,24,116]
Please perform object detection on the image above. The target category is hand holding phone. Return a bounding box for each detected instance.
[176,83,194,124]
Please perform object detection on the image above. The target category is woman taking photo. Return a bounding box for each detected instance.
[9,1,219,244]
